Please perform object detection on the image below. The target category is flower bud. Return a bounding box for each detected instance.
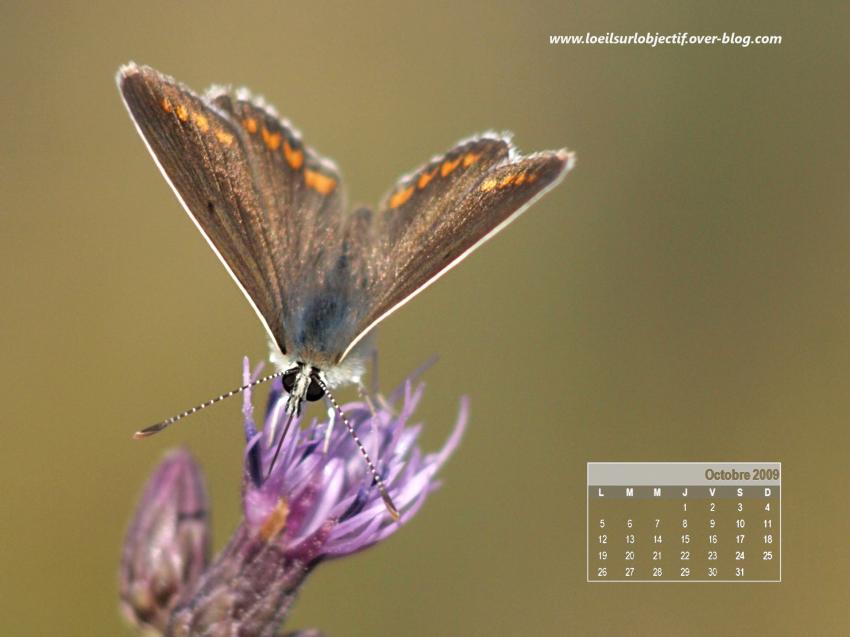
[120,358,465,635]
[119,448,210,632]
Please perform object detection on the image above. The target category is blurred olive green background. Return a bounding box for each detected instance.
[1,1,847,635]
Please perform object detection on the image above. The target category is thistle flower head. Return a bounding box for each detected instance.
[121,358,467,636]
[241,358,467,563]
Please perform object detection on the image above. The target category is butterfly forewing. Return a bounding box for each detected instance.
[119,65,290,349]
[119,64,350,358]
[341,145,574,360]
[119,64,574,374]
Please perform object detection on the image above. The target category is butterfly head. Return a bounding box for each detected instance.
[281,363,326,415]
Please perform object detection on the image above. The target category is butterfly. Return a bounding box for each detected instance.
[118,62,574,438]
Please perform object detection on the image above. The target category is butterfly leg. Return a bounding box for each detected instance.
[369,347,380,394]
[321,375,379,454]
[376,392,395,415]
[322,400,336,453]
[364,348,396,416]
[357,380,380,417]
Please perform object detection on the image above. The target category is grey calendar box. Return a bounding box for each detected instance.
[586,462,781,583]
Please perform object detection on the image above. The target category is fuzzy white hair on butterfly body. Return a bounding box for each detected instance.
[266,337,369,390]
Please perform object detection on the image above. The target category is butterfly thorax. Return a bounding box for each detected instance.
[268,332,371,392]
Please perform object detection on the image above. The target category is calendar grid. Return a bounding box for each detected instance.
[586,462,781,583]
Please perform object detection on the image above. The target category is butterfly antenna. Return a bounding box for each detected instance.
[134,370,286,439]
[266,410,297,479]
[315,377,401,521]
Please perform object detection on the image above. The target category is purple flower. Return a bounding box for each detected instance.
[121,358,467,636]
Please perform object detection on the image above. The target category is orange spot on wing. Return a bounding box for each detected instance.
[243,117,258,134]
[215,129,234,145]
[259,498,289,541]
[305,169,337,195]
[283,141,303,170]
[514,173,527,185]
[175,104,189,122]
[192,112,210,132]
[389,185,415,208]
[261,128,282,150]
[480,178,498,192]
[527,174,538,183]
[463,152,481,167]
[441,157,462,177]
[161,98,173,113]
[417,168,438,189]
[499,175,514,188]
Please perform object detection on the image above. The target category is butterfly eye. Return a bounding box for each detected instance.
[305,378,325,402]
[282,370,298,394]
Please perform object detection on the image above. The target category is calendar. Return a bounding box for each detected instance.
[587,462,781,582]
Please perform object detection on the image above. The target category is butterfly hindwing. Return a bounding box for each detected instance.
[119,64,574,372]
[377,135,512,246]
[207,91,345,254]
[205,90,349,358]
[340,140,574,360]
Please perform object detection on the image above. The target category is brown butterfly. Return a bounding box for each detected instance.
[118,62,574,440]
